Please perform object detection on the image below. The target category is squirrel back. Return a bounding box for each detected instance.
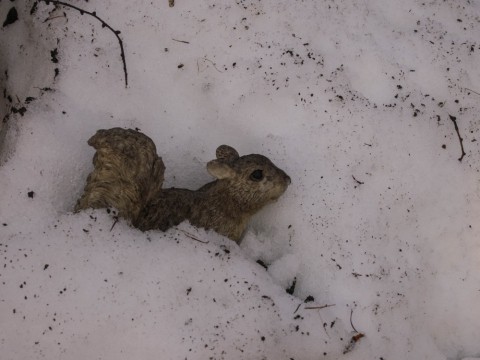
[75,128,290,242]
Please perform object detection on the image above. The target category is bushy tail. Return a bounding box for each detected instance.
[75,128,165,222]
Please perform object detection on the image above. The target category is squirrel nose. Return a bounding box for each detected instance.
[284,174,291,185]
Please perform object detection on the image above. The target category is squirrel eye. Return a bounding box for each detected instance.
[249,169,264,181]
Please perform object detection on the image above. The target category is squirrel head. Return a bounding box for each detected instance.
[206,145,291,212]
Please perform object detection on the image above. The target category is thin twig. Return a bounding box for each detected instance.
[464,87,480,96]
[293,303,302,314]
[40,0,128,88]
[110,217,119,231]
[172,38,190,44]
[342,308,365,354]
[177,229,209,244]
[304,304,336,310]
[44,14,67,22]
[449,114,466,162]
[352,175,364,185]
[349,308,359,333]
[197,57,224,73]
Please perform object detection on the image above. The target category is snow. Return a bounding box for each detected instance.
[1,0,480,359]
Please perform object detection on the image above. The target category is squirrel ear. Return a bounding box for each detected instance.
[216,145,239,162]
[207,160,236,179]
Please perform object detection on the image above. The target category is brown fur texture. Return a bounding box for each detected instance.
[75,128,291,242]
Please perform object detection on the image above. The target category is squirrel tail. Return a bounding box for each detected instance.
[74,128,165,222]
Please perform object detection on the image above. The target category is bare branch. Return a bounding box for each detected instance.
[293,303,302,314]
[464,87,480,96]
[197,57,224,73]
[349,308,359,333]
[110,217,119,231]
[304,304,336,310]
[39,0,128,88]
[177,228,209,244]
[352,175,364,185]
[172,38,190,44]
[449,114,466,162]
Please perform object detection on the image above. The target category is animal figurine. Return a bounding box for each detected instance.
[75,128,291,242]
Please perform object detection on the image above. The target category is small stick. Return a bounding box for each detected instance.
[40,0,129,88]
[352,175,364,185]
[110,217,119,231]
[44,14,66,22]
[172,38,190,44]
[197,57,224,73]
[342,308,365,354]
[304,304,335,310]
[177,229,209,243]
[449,114,466,162]
[349,308,359,333]
[464,87,480,96]
[293,303,302,314]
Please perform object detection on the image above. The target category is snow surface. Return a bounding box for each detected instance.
[1,0,480,359]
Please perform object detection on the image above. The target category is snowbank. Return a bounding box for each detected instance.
[1,0,480,359]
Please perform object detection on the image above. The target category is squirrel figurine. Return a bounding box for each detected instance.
[75,128,291,242]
